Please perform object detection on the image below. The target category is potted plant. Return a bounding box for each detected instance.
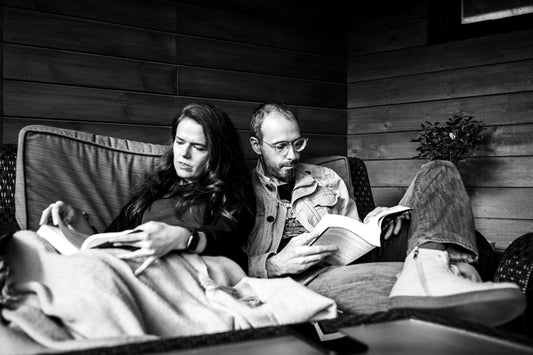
[411,113,486,165]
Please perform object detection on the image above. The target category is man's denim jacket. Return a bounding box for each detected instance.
[245,160,359,278]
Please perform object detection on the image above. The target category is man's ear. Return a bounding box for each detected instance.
[250,137,262,155]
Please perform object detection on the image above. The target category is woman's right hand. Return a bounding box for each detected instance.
[39,201,94,234]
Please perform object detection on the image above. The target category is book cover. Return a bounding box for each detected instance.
[310,205,411,266]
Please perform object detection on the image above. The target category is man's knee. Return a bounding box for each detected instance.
[419,160,462,181]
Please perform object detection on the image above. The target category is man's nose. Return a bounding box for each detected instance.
[286,144,297,160]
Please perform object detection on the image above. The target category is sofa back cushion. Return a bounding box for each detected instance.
[15,125,167,231]
[15,125,354,232]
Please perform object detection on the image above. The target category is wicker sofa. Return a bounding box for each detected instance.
[1,125,532,352]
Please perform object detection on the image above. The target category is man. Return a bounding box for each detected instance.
[245,103,525,326]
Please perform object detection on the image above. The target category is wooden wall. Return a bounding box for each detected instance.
[0,0,347,159]
[347,0,533,250]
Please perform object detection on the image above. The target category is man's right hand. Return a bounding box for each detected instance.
[266,232,337,277]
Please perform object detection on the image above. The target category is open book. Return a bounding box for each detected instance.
[309,205,412,266]
[36,220,139,255]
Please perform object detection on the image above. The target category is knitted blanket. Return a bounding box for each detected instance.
[1,231,336,353]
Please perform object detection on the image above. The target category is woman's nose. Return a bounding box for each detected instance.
[181,145,192,158]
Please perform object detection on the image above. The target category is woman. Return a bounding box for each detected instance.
[40,103,254,271]
[0,105,334,351]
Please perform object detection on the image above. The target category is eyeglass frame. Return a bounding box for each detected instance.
[258,136,308,156]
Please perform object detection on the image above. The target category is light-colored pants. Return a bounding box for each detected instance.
[306,160,478,314]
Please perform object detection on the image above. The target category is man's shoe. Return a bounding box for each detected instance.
[389,248,526,326]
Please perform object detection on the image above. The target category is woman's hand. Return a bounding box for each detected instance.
[113,221,198,260]
[39,200,95,235]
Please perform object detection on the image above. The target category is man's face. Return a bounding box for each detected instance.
[252,112,302,184]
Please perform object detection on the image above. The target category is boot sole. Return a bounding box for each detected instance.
[389,287,526,327]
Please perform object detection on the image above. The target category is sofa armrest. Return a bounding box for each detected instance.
[0,144,19,235]
[492,232,533,334]
[348,157,375,220]
[493,232,533,294]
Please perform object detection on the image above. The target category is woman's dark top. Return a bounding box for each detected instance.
[105,195,254,272]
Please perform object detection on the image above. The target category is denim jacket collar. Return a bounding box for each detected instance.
[255,159,318,203]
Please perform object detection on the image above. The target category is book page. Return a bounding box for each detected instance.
[36,223,89,255]
[36,220,139,254]
[310,214,381,266]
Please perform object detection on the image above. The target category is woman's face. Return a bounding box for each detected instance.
[173,118,209,182]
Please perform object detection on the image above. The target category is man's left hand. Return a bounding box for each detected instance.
[382,211,410,240]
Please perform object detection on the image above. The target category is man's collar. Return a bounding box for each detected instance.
[255,158,316,191]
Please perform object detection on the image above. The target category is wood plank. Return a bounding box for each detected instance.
[348,60,533,107]
[469,188,533,220]
[3,0,176,31]
[365,159,426,187]
[178,67,346,109]
[178,35,345,82]
[348,92,533,134]
[177,4,344,56]
[348,124,533,160]
[175,97,346,134]
[3,81,178,124]
[3,7,176,63]
[458,157,533,188]
[474,218,533,251]
[346,0,428,30]
[348,28,533,81]
[3,117,173,145]
[370,186,407,207]
[371,186,533,220]
[4,44,176,94]
[348,131,418,160]
[3,81,345,135]
[3,118,345,160]
[178,0,346,31]
[364,157,533,188]
[347,18,427,56]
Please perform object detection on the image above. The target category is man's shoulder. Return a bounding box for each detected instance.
[298,162,338,176]
[297,163,341,182]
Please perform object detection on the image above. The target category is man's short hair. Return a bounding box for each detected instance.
[250,103,298,140]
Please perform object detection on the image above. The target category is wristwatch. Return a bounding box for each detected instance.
[186,230,200,252]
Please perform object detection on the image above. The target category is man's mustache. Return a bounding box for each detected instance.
[281,161,298,168]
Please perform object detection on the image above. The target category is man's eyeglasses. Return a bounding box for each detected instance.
[260,137,308,156]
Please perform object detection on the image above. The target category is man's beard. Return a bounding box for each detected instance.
[266,161,298,183]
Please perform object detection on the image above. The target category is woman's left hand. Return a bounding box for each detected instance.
[112,221,191,260]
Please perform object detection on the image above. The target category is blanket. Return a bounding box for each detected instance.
[0,231,336,353]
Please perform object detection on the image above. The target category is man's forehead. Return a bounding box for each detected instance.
[261,112,300,140]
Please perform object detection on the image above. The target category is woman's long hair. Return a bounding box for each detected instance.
[125,103,252,223]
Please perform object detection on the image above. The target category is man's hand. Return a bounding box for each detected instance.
[364,206,411,240]
[266,232,337,277]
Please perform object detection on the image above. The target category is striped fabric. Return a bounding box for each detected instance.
[15,125,167,232]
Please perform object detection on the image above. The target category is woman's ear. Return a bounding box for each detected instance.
[249,137,262,156]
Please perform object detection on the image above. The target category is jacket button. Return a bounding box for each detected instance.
[266,216,274,222]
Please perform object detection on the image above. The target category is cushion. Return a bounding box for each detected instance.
[15,125,167,232]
